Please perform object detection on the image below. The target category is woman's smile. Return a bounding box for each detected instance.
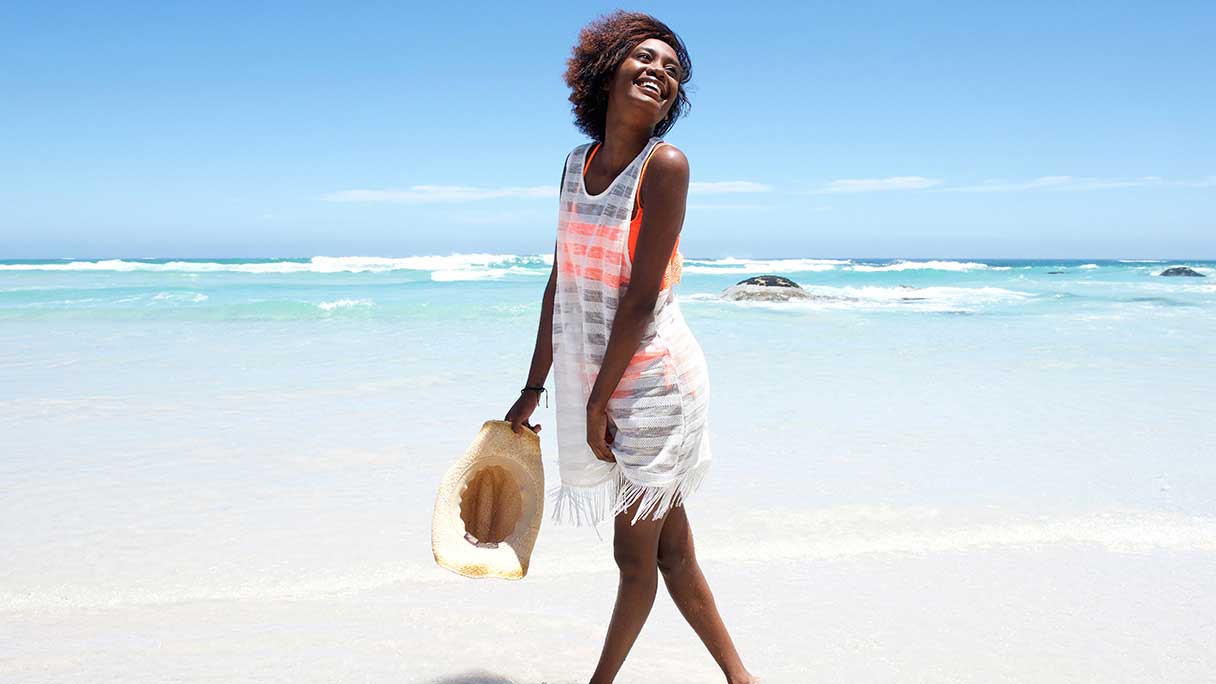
[635,74,665,101]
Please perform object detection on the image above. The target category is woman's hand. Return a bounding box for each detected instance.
[505,392,542,435]
[586,405,617,463]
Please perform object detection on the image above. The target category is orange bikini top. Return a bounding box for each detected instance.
[584,142,682,289]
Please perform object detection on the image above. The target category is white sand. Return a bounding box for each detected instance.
[5,501,1214,683]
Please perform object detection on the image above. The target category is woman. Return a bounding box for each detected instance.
[504,11,758,684]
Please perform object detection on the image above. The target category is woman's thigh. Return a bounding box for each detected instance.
[613,496,667,565]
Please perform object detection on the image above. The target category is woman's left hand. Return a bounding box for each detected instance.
[586,405,617,463]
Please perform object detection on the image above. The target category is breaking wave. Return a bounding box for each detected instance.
[152,291,208,303]
[0,254,552,275]
[1,256,1023,277]
[681,257,849,274]
[682,285,1035,313]
[849,260,1006,272]
[317,299,374,311]
[682,258,1014,274]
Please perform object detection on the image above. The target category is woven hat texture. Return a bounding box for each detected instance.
[432,420,544,579]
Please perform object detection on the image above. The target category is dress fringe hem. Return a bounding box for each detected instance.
[545,461,711,541]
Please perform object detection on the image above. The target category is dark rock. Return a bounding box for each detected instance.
[734,275,801,288]
[1159,266,1206,277]
[722,274,810,301]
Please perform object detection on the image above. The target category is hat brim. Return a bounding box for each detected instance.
[432,420,544,579]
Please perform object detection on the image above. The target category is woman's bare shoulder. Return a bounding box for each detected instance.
[642,143,690,198]
[651,143,689,174]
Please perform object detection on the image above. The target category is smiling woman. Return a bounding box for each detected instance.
[563,11,693,142]
[500,10,760,684]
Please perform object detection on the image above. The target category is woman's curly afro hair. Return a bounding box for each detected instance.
[564,10,692,142]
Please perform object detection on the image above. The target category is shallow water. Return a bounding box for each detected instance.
[2,255,1214,682]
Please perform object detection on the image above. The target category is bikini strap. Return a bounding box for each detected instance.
[583,142,601,175]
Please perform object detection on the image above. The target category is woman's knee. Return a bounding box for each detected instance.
[613,539,658,579]
[657,540,694,575]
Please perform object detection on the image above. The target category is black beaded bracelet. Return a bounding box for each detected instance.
[521,385,548,408]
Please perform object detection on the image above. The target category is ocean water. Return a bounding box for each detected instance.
[2,255,1215,683]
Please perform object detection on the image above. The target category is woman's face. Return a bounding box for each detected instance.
[606,37,682,131]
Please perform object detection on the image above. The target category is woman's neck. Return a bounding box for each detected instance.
[597,125,652,173]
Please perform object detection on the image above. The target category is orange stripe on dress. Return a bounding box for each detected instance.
[567,222,599,237]
[559,260,621,287]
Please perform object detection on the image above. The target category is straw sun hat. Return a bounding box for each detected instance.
[431,419,544,579]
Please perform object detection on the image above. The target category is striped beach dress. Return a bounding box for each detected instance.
[547,135,713,531]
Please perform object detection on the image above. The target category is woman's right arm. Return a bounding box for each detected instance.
[506,158,568,435]
[505,242,558,434]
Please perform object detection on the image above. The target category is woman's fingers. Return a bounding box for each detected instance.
[507,393,540,434]
[586,410,616,462]
[590,437,616,463]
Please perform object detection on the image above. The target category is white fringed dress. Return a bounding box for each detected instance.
[547,136,713,531]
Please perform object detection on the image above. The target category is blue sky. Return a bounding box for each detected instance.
[2,1,1213,259]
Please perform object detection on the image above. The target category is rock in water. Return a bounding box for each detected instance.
[1159,266,1206,277]
[736,275,800,288]
[721,275,811,301]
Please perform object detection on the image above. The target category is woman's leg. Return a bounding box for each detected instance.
[657,504,758,684]
[588,497,666,684]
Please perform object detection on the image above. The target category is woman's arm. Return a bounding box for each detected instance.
[506,241,558,435]
[507,151,569,434]
[525,243,559,389]
[585,145,689,462]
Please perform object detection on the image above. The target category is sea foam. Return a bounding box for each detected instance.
[0,254,545,274]
[850,260,998,272]
[152,291,208,303]
[317,299,374,311]
[683,284,1035,313]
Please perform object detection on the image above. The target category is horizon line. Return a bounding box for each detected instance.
[1,254,1213,262]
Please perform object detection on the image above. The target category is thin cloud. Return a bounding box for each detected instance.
[689,181,772,194]
[808,176,942,194]
[942,175,1216,192]
[446,208,553,225]
[322,185,555,204]
[326,179,772,203]
[1181,176,1216,187]
[687,203,773,211]
[324,175,1213,204]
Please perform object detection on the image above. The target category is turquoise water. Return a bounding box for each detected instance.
[3,255,1214,321]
